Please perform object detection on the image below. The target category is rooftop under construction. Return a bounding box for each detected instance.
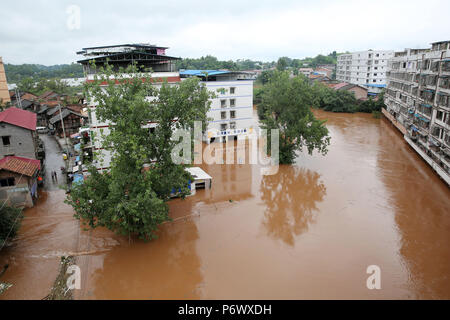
[77,43,180,74]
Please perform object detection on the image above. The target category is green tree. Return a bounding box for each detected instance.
[276,57,288,71]
[65,63,213,240]
[0,204,23,245]
[259,71,330,164]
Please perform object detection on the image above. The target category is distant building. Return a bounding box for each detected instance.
[298,68,314,77]
[315,67,333,78]
[327,82,368,100]
[383,40,450,185]
[0,57,10,105]
[0,107,38,159]
[309,74,332,83]
[337,50,394,95]
[0,156,41,207]
[49,107,87,137]
[180,70,254,143]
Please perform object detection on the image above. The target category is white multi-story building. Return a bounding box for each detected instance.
[383,40,450,185]
[78,46,255,171]
[336,50,394,95]
[78,44,182,171]
[180,70,254,143]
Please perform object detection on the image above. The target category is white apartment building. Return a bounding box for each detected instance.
[336,50,394,95]
[180,70,254,144]
[383,40,450,185]
[77,46,255,171]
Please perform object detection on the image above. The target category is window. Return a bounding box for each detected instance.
[230,99,236,107]
[0,177,15,187]
[230,110,236,119]
[375,60,379,64]
[149,127,155,134]
[374,73,377,76]
[220,123,227,131]
[230,87,236,94]
[221,100,226,108]
[221,111,227,119]
[436,110,444,121]
[373,80,376,83]
[376,53,379,57]
[2,136,10,146]
[230,122,236,129]
[374,67,378,70]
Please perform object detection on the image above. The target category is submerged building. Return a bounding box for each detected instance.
[337,50,394,95]
[180,70,254,143]
[383,40,450,185]
[78,44,255,171]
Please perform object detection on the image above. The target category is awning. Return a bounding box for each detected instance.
[421,103,432,108]
[73,174,84,185]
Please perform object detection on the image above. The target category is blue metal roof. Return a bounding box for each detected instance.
[179,70,232,77]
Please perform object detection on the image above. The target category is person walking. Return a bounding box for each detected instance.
[54,171,58,182]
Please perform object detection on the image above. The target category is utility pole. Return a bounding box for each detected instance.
[58,104,70,156]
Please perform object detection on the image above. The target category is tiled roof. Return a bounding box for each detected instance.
[0,107,37,131]
[0,156,41,177]
[331,82,350,90]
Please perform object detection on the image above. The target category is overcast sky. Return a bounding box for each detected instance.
[1,0,449,65]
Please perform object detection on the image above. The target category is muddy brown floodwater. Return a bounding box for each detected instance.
[1,109,449,300]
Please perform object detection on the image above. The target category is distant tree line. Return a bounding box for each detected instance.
[4,63,84,83]
[5,51,343,84]
[16,77,75,97]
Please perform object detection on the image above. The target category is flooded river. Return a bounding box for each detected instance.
[1,110,449,299]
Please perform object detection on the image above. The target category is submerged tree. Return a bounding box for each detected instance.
[65,64,213,240]
[259,71,330,164]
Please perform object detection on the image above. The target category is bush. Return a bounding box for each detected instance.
[0,204,23,244]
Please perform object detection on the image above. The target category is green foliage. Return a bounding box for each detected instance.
[65,63,213,241]
[276,57,288,71]
[0,204,23,244]
[17,77,72,96]
[257,70,275,85]
[259,71,330,164]
[177,55,239,71]
[311,83,386,113]
[4,63,83,83]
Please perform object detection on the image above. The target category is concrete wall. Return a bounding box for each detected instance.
[0,123,36,159]
[0,170,34,208]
